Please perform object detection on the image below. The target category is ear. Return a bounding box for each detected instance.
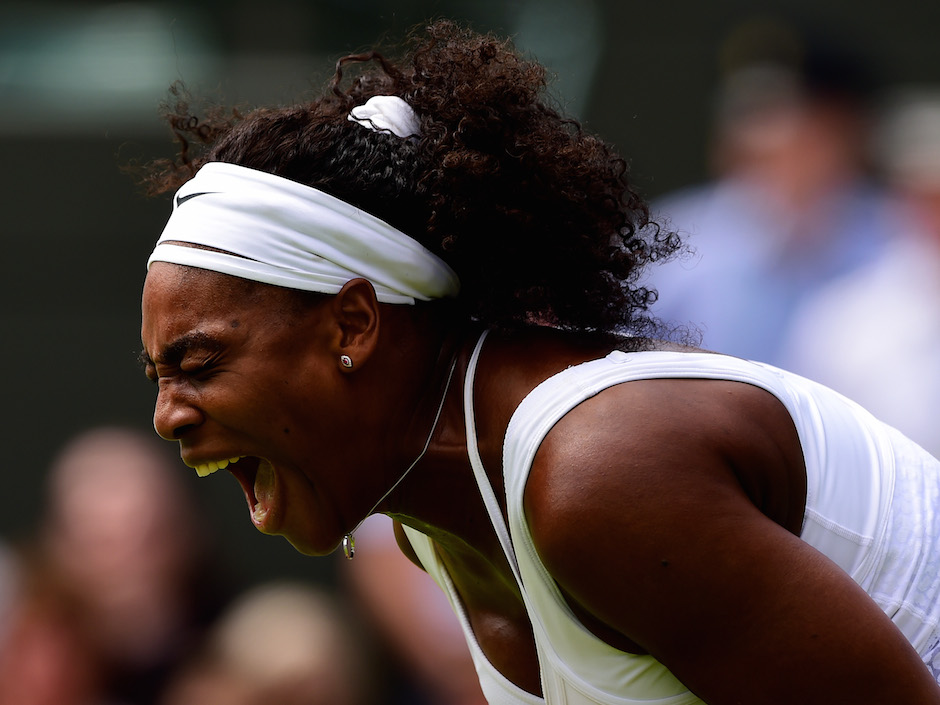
[331,278,380,371]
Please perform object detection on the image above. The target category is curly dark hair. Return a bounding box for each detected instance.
[142,20,680,337]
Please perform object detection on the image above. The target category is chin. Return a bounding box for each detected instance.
[280,531,340,558]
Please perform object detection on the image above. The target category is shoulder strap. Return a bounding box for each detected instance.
[463,330,525,588]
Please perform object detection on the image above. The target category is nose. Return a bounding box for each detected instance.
[153,381,204,441]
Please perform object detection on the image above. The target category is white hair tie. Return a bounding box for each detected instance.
[348,95,420,139]
[147,162,459,304]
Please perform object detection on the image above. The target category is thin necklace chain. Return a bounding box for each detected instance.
[343,352,460,559]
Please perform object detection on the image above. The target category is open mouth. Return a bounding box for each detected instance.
[194,455,279,531]
[231,457,278,529]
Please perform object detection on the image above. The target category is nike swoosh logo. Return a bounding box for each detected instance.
[175,191,217,208]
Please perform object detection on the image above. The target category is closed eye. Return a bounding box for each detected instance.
[181,354,221,379]
[138,349,157,384]
[140,331,225,384]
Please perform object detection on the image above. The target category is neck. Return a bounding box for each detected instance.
[379,328,506,558]
[343,316,471,521]
[342,345,461,558]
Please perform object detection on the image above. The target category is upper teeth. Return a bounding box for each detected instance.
[194,456,244,478]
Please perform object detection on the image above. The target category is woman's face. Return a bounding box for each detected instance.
[141,263,355,555]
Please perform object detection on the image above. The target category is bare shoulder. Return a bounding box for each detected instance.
[524,374,807,543]
[520,374,940,703]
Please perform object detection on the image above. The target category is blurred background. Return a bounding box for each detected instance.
[2,0,939,702]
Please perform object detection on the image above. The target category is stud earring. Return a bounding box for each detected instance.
[340,354,353,369]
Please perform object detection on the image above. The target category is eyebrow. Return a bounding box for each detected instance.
[139,331,224,370]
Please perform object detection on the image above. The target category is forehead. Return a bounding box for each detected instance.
[142,263,268,343]
[146,261,302,317]
[145,262,255,306]
[141,264,332,359]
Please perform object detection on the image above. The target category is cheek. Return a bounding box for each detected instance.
[228,335,341,440]
[235,371,323,436]
[279,374,354,451]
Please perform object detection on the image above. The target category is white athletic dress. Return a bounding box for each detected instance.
[403,332,940,704]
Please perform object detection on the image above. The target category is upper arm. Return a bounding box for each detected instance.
[524,379,939,705]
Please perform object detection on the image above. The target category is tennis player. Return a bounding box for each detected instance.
[139,20,940,704]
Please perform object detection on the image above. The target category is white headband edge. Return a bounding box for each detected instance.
[148,161,461,304]
[147,243,423,305]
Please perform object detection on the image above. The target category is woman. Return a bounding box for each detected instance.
[139,20,940,704]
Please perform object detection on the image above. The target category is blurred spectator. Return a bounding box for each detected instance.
[159,580,375,705]
[0,426,235,705]
[648,16,896,364]
[0,542,19,648]
[0,551,101,705]
[341,515,487,705]
[782,90,940,457]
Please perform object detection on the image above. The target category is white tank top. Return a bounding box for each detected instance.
[404,332,940,704]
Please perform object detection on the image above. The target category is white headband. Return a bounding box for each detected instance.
[147,162,460,304]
